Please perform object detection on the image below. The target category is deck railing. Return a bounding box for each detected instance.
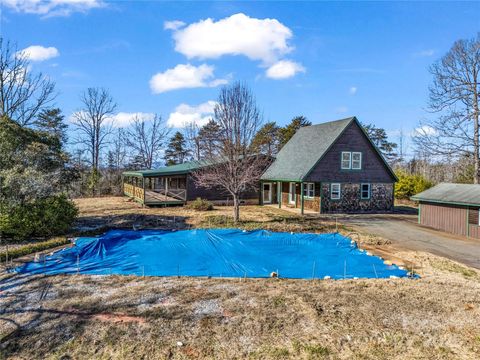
[124,183,145,202]
[147,187,187,202]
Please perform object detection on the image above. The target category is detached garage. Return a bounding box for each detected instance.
[411,183,480,239]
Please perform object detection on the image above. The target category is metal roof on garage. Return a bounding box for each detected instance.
[411,183,480,207]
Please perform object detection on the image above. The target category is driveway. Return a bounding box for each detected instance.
[334,212,480,269]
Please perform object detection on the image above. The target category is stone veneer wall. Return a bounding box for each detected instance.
[303,182,321,212]
[321,183,394,213]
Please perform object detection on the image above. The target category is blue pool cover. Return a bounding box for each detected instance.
[16,229,410,279]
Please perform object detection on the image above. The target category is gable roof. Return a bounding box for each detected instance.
[261,116,397,182]
[411,183,480,206]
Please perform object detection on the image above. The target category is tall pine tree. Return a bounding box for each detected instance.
[164,131,191,165]
[278,116,312,150]
[251,121,280,156]
[362,123,398,163]
[198,120,221,159]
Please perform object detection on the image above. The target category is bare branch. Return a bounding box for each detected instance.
[414,33,480,183]
[0,38,56,126]
[125,114,170,169]
[71,87,117,176]
[192,82,270,222]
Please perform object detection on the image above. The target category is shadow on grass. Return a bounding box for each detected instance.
[72,214,190,237]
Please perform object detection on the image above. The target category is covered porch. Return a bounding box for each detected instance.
[123,170,188,206]
[260,180,322,215]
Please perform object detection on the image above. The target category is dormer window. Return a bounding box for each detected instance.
[341,152,351,169]
[352,152,362,169]
[341,151,362,170]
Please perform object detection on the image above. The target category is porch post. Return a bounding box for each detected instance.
[300,182,304,215]
[142,176,146,206]
[278,181,281,208]
[165,177,169,201]
[260,181,264,206]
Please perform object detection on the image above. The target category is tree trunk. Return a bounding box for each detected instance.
[233,194,240,223]
[475,115,479,184]
[474,82,480,184]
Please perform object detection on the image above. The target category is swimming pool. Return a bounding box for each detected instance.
[15,229,410,279]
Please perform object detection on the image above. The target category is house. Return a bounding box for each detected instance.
[122,161,259,206]
[411,183,480,239]
[260,116,397,214]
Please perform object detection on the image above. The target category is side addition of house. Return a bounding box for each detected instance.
[260,116,397,214]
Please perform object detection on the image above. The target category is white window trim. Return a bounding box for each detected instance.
[341,152,352,169]
[303,183,315,199]
[361,183,371,200]
[331,183,341,200]
[352,152,362,170]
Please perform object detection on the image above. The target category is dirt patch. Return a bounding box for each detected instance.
[90,313,146,324]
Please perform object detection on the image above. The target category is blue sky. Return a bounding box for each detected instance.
[2,1,479,156]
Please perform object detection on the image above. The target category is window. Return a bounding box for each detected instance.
[341,152,351,169]
[331,183,341,200]
[303,183,315,198]
[361,183,370,199]
[352,152,362,169]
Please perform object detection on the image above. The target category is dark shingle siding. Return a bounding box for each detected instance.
[305,121,396,182]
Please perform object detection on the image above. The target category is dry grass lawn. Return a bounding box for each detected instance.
[1,197,480,359]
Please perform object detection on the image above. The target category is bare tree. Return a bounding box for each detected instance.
[0,38,56,126]
[414,33,480,183]
[183,122,201,161]
[111,128,127,170]
[125,114,170,169]
[72,87,117,171]
[192,82,268,222]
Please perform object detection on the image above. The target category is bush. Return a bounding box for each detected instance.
[0,194,78,241]
[0,237,70,262]
[395,170,433,200]
[186,198,214,211]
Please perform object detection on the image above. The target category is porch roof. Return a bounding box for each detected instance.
[123,161,204,177]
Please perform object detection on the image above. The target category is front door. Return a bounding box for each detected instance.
[263,183,272,204]
[289,182,296,205]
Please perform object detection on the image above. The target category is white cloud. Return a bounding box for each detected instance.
[265,60,305,79]
[167,101,216,128]
[3,0,105,17]
[413,125,437,136]
[349,86,357,95]
[108,112,155,128]
[16,45,59,62]
[170,13,293,64]
[335,106,349,114]
[70,111,154,128]
[413,49,435,58]
[164,20,185,30]
[149,63,227,94]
